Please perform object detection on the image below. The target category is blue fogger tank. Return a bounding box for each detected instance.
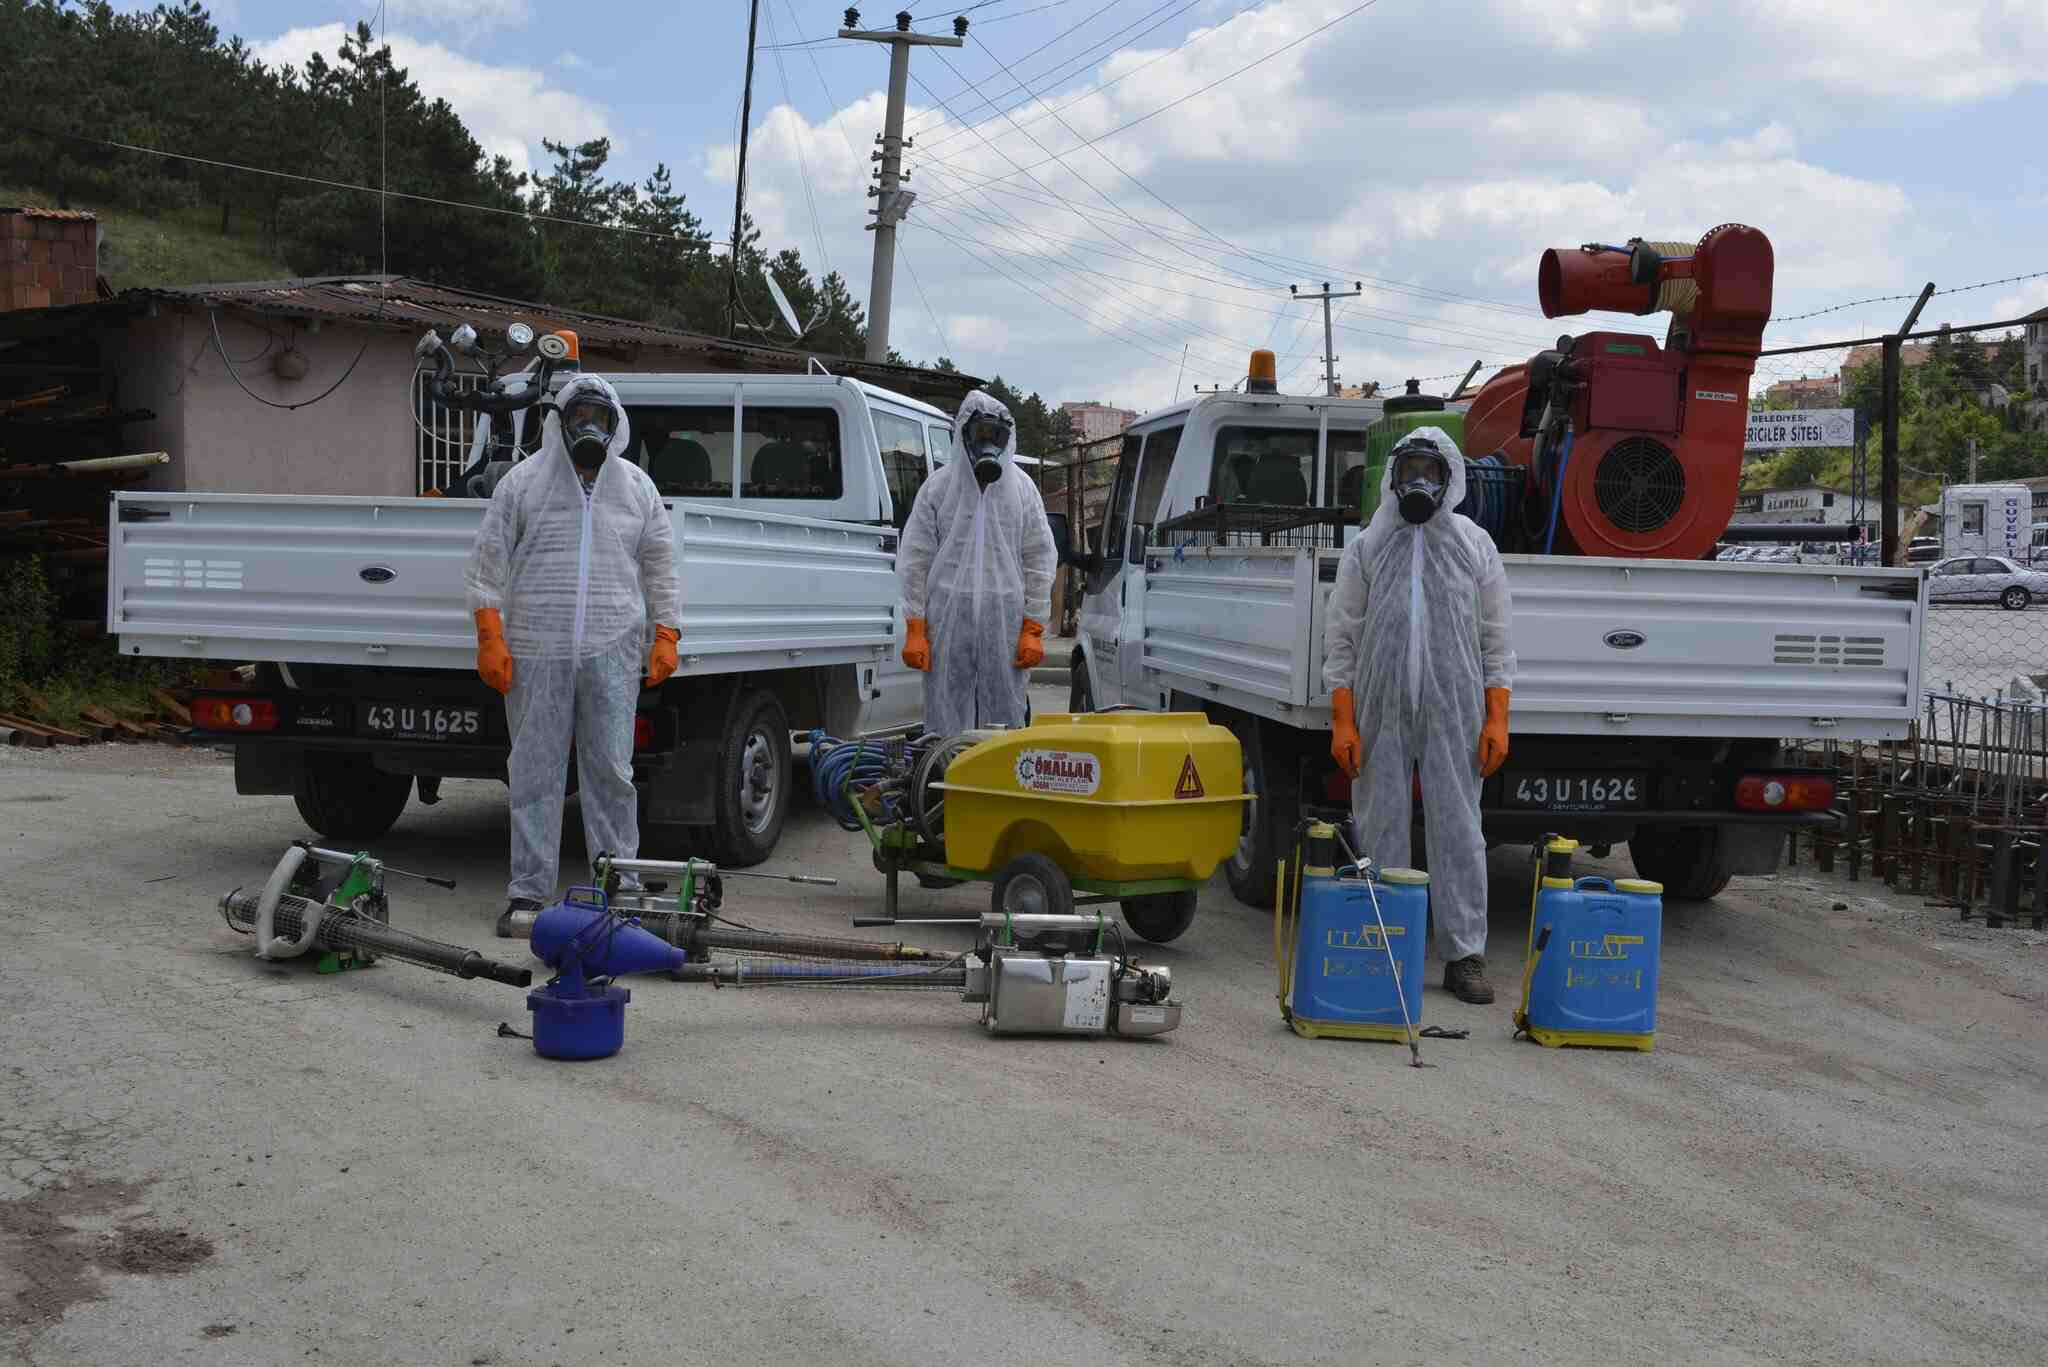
[1514,837,1663,1051]
[1277,822,1429,1041]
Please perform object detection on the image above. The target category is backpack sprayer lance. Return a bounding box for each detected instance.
[1331,825,1427,1068]
[220,843,530,987]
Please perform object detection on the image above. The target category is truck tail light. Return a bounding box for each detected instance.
[1735,773,1834,812]
[633,714,654,751]
[193,696,279,732]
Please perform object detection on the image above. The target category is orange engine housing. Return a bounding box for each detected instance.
[1463,224,1774,560]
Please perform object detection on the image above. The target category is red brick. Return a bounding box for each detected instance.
[47,240,72,267]
[7,238,27,264]
[32,218,59,240]
[20,285,50,308]
[68,266,95,295]
[0,215,15,239]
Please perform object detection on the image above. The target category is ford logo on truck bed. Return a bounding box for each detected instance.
[359,566,396,584]
[1603,630,1646,650]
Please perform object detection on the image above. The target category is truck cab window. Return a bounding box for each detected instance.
[1211,426,1314,506]
[927,423,953,466]
[629,405,736,496]
[1326,429,1370,513]
[1090,432,1143,596]
[741,407,843,499]
[873,409,928,526]
[1127,425,1180,561]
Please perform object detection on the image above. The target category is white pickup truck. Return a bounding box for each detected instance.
[109,368,963,864]
[1062,388,1926,904]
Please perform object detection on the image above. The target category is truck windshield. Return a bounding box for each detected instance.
[1208,425,1368,508]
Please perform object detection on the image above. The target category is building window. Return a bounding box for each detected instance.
[1822,493,1835,507]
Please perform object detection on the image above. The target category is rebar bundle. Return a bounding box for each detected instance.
[221,890,532,987]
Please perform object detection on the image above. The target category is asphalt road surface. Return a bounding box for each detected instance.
[4,717,2045,1366]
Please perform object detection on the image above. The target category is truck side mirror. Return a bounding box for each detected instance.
[1047,511,1100,571]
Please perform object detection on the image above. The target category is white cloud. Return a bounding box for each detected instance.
[251,24,609,177]
[383,0,533,26]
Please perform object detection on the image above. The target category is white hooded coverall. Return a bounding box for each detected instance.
[896,390,1057,737]
[464,374,681,903]
[1321,427,1515,961]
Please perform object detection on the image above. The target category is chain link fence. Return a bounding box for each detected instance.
[1751,312,2048,701]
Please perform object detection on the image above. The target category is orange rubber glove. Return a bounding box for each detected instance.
[645,625,680,687]
[1013,618,1046,670]
[1478,686,1511,778]
[1330,686,1361,779]
[902,618,931,672]
[474,608,513,695]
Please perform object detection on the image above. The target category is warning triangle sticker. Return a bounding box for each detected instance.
[1173,754,1205,799]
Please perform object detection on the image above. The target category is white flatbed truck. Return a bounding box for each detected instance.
[1061,388,1927,904]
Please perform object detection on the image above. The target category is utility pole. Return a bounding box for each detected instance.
[841,10,964,362]
[1881,282,1935,566]
[727,0,763,338]
[1291,281,1362,396]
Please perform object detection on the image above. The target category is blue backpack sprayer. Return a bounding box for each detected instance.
[1513,836,1664,1050]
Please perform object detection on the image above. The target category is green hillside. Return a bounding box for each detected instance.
[2,183,291,292]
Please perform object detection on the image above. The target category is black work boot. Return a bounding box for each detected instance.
[496,897,543,940]
[1444,955,1495,1005]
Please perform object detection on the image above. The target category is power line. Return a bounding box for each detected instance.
[764,0,835,279]
[18,124,729,249]
[915,0,1249,156]
[919,0,1385,202]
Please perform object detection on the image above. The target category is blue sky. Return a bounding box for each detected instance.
[159,1,2048,406]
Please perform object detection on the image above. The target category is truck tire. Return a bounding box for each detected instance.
[292,753,410,841]
[1121,890,1197,943]
[704,688,791,867]
[1627,824,1733,901]
[1221,714,1279,908]
[1069,654,1094,712]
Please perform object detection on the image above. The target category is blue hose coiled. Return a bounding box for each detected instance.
[808,730,897,832]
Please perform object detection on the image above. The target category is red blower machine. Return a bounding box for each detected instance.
[1463,225,1774,560]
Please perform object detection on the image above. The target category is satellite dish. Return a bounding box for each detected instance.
[763,273,815,339]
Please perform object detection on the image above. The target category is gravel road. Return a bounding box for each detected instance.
[2,729,2043,1366]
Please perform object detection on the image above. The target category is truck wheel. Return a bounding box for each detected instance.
[991,853,1074,917]
[2002,585,2030,611]
[1221,714,1279,908]
[1627,825,1733,901]
[704,689,791,867]
[1069,655,1094,712]
[1120,890,1197,943]
[293,753,410,841]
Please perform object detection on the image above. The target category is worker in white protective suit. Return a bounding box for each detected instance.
[897,390,1057,737]
[465,373,681,938]
[1321,428,1515,1004]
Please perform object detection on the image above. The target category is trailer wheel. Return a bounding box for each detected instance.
[1627,824,1733,901]
[1069,655,1095,712]
[292,753,410,841]
[991,853,1074,918]
[704,689,791,867]
[1120,890,1197,944]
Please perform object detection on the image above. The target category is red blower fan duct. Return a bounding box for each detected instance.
[1463,225,1774,559]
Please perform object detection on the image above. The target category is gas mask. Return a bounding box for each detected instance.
[963,411,1013,489]
[1390,440,1451,526]
[561,392,619,472]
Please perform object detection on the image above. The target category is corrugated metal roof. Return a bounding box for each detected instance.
[132,275,978,404]
[0,206,98,221]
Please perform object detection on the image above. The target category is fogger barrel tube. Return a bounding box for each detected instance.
[620,910,945,962]
[221,891,533,988]
[668,959,969,989]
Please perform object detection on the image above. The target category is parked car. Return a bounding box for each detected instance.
[1905,537,1942,566]
[1925,555,2048,609]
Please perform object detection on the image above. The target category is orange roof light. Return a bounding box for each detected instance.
[1247,349,1277,393]
[537,329,581,364]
